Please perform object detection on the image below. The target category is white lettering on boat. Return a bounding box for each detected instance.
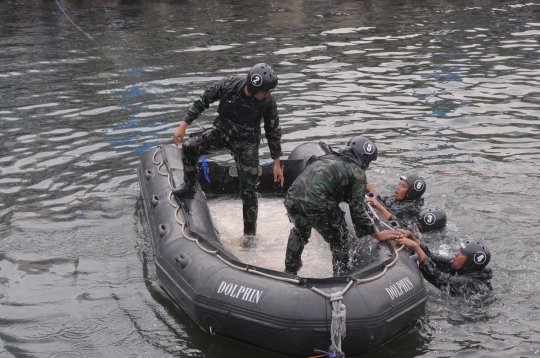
[216,281,264,304]
[385,277,414,300]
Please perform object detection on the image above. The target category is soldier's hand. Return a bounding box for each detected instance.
[397,229,419,244]
[397,238,418,248]
[173,122,188,147]
[373,230,402,241]
[396,229,412,238]
[365,195,380,208]
[273,159,284,187]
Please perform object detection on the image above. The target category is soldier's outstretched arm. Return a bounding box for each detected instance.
[397,229,420,245]
[184,78,229,124]
[397,238,426,262]
[263,96,284,186]
[263,96,283,160]
[348,167,377,237]
[366,195,392,220]
[173,77,229,145]
[374,230,403,241]
[366,181,377,195]
[419,243,451,266]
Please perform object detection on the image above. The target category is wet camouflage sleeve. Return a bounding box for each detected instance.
[183,77,231,124]
[379,196,422,227]
[262,96,282,159]
[348,166,375,237]
[419,244,491,296]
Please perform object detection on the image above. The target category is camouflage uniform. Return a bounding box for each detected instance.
[378,196,424,230]
[284,158,374,276]
[419,243,493,296]
[182,76,282,233]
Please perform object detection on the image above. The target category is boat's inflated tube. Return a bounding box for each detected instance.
[138,144,427,357]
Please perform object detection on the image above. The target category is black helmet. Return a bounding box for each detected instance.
[417,208,447,233]
[399,174,426,200]
[246,63,278,95]
[459,240,491,272]
[346,136,377,168]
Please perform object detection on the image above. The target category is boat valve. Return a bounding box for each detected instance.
[174,253,191,269]
[151,195,161,207]
[158,224,169,238]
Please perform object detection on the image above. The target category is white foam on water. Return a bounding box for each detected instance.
[208,197,333,278]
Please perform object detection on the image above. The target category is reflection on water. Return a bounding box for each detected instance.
[1,0,540,357]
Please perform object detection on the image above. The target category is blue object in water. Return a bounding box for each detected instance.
[201,156,210,183]
[313,349,336,358]
[259,157,272,165]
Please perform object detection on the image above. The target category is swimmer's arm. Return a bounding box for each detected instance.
[397,238,426,263]
[365,195,392,220]
[366,181,377,195]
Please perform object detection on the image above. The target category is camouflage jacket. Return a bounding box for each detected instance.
[183,76,282,159]
[378,196,424,228]
[419,243,493,296]
[286,158,374,237]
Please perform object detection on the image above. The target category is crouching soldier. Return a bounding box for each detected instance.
[398,233,493,296]
[283,136,402,276]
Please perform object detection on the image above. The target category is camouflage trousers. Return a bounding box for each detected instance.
[182,127,260,233]
[284,198,350,276]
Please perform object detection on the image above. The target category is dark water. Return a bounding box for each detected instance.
[1,0,540,357]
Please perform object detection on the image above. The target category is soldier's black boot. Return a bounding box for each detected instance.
[284,258,303,275]
[172,160,198,196]
[174,144,199,196]
[242,221,257,248]
[243,221,257,236]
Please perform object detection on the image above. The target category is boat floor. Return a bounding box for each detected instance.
[208,197,377,278]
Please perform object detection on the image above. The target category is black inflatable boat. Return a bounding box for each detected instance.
[137,143,427,357]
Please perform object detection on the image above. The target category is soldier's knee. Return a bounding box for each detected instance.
[241,188,257,201]
[242,166,259,182]
[286,235,306,256]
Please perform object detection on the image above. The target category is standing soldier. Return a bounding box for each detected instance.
[172,64,284,238]
[283,136,402,276]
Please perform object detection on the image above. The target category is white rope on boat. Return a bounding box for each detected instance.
[168,191,178,208]
[152,146,162,165]
[247,268,301,284]
[158,162,168,176]
[329,291,347,358]
[196,239,218,255]
[216,254,249,271]
[355,267,388,284]
[167,174,173,191]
